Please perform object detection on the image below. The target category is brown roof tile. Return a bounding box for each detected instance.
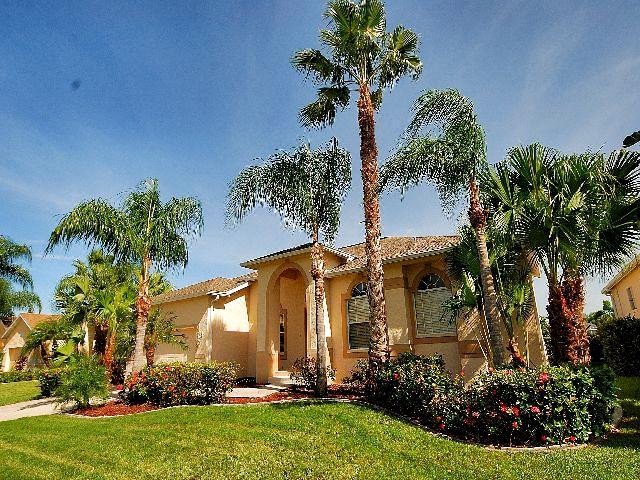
[19,313,61,329]
[326,236,459,276]
[152,272,257,305]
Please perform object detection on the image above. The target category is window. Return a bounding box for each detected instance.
[414,273,455,337]
[627,287,636,310]
[279,311,286,357]
[347,282,370,350]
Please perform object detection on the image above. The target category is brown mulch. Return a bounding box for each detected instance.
[74,401,158,417]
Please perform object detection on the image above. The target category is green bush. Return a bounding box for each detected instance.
[38,368,67,397]
[55,355,109,408]
[454,365,617,446]
[121,362,238,406]
[598,316,640,375]
[346,353,463,427]
[290,357,336,391]
[0,369,42,383]
[347,353,616,446]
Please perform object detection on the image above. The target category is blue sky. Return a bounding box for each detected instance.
[1,0,638,314]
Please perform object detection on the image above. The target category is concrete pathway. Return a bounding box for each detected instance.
[227,386,283,398]
[0,397,61,422]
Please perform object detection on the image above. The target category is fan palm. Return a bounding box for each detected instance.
[623,130,640,148]
[381,88,508,366]
[484,144,640,364]
[47,179,203,373]
[292,0,422,367]
[227,139,351,396]
[0,236,41,320]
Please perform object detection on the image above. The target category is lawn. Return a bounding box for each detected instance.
[0,381,40,406]
[0,379,637,480]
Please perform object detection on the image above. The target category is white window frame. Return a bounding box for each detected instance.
[414,274,456,338]
[347,283,370,351]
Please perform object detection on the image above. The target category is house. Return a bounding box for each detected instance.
[153,236,547,384]
[602,254,640,318]
[1,313,61,372]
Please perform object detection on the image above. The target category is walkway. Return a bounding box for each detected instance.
[0,397,60,422]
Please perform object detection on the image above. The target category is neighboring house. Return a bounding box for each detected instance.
[153,236,547,384]
[602,254,640,318]
[1,313,61,372]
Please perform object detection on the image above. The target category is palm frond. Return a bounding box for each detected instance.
[299,86,351,129]
[0,236,34,288]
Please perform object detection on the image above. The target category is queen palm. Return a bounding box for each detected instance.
[381,89,508,366]
[484,144,640,364]
[47,179,203,373]
[0,236,41,320]
[292,0,422,367]
[227,139,351,396]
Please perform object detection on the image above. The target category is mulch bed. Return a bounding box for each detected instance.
[74,401,158,417]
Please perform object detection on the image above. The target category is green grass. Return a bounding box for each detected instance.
[0,379,638,480]
[0,381,40,406]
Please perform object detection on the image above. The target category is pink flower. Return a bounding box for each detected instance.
[539,434,547,443]
[472,411,480,418]
[488,367,495,374]
[459,369,465,377]
[511,421,518,429]
[512,406,520,417]
[568,435,576,443]
[392,372,400,381]
[499,403,508,413]
[491,389,498,395]
[438,423,446,431]
[538,372,549,384]
[530,405,541,414]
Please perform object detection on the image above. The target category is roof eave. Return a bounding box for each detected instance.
[601,254,640,294]
[152,281,252,306]
[325,245,455,278]
[240,245,352,268]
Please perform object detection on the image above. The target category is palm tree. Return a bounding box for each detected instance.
[623,130,640,148]
[95,285,136,375]
[0,236,41,321]
[227,139,351,396]
[292,0,422,368]
[47,179,203,373]
[381,89,508,366]
[484,144,640,364]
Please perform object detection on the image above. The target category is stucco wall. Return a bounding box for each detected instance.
[608,267,640,318]
[1,321,44,371]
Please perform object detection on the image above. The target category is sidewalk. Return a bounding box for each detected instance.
[0,397,60,422]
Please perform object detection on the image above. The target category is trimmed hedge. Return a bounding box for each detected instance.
[0,369,42,384]
[598,316,640,376]
[121,362,238,406]
[347,353,617,446]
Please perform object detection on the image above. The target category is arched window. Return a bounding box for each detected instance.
[414,273,455,337]
[346,282,370,350]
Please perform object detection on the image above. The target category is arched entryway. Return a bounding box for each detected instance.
[269,265,308,372]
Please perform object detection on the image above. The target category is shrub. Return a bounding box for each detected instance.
[346,353,463,427]
[598,316,640,375]
[38,368,67,397]
[55,355,109,408]
[290,357,336,392]
[452,365,617,446]
[120,362,238,406]
[0,369,41,383]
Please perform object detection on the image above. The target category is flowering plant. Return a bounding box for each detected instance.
[120,361,238,406]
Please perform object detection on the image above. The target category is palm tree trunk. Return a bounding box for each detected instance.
[468,178,508,367]
[357,83,389,370]
[145,343,156,368]
[93,324,108,358]
[310,234,328,397]
[104,328,117,378]
[129,255,152,374]
[547,274,590,365]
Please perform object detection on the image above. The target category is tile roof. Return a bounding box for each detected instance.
[19,313,61,329]
[326,236,459,276]
[240,242,352,268]
[152,272,257,305]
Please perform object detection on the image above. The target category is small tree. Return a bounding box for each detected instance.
[293,0,422,369]
[144,308,187,367]
[227,139,351,396]
[47,179,203,373]
[381,89,508,366]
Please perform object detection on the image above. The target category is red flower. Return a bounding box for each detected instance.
[511,421,519,429]
[438,423,446,431]
[511,406,520,417]
[472,411,480,418]
[459,369,465,377]
[539,434,547,443]
[499,403,508,413]
[530,405,541,414]
[392,372,400,381]
[491,389,497,395]
[568,435,576,443]
[538,372,549,384]
[168,386,175,392]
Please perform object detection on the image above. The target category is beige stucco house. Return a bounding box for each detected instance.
[602,254,640,318]
[153,236,547,384]
[1,313,60,372]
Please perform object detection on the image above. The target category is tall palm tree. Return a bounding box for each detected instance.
[47,179,203,373]
[0,236,41,321]
[381,89,508,366]
[484,144,640,364]
[292,0,422,368]
[227,139,351,396]
[623,130,640,148]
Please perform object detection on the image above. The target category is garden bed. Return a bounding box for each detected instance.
[73,401,159,417]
